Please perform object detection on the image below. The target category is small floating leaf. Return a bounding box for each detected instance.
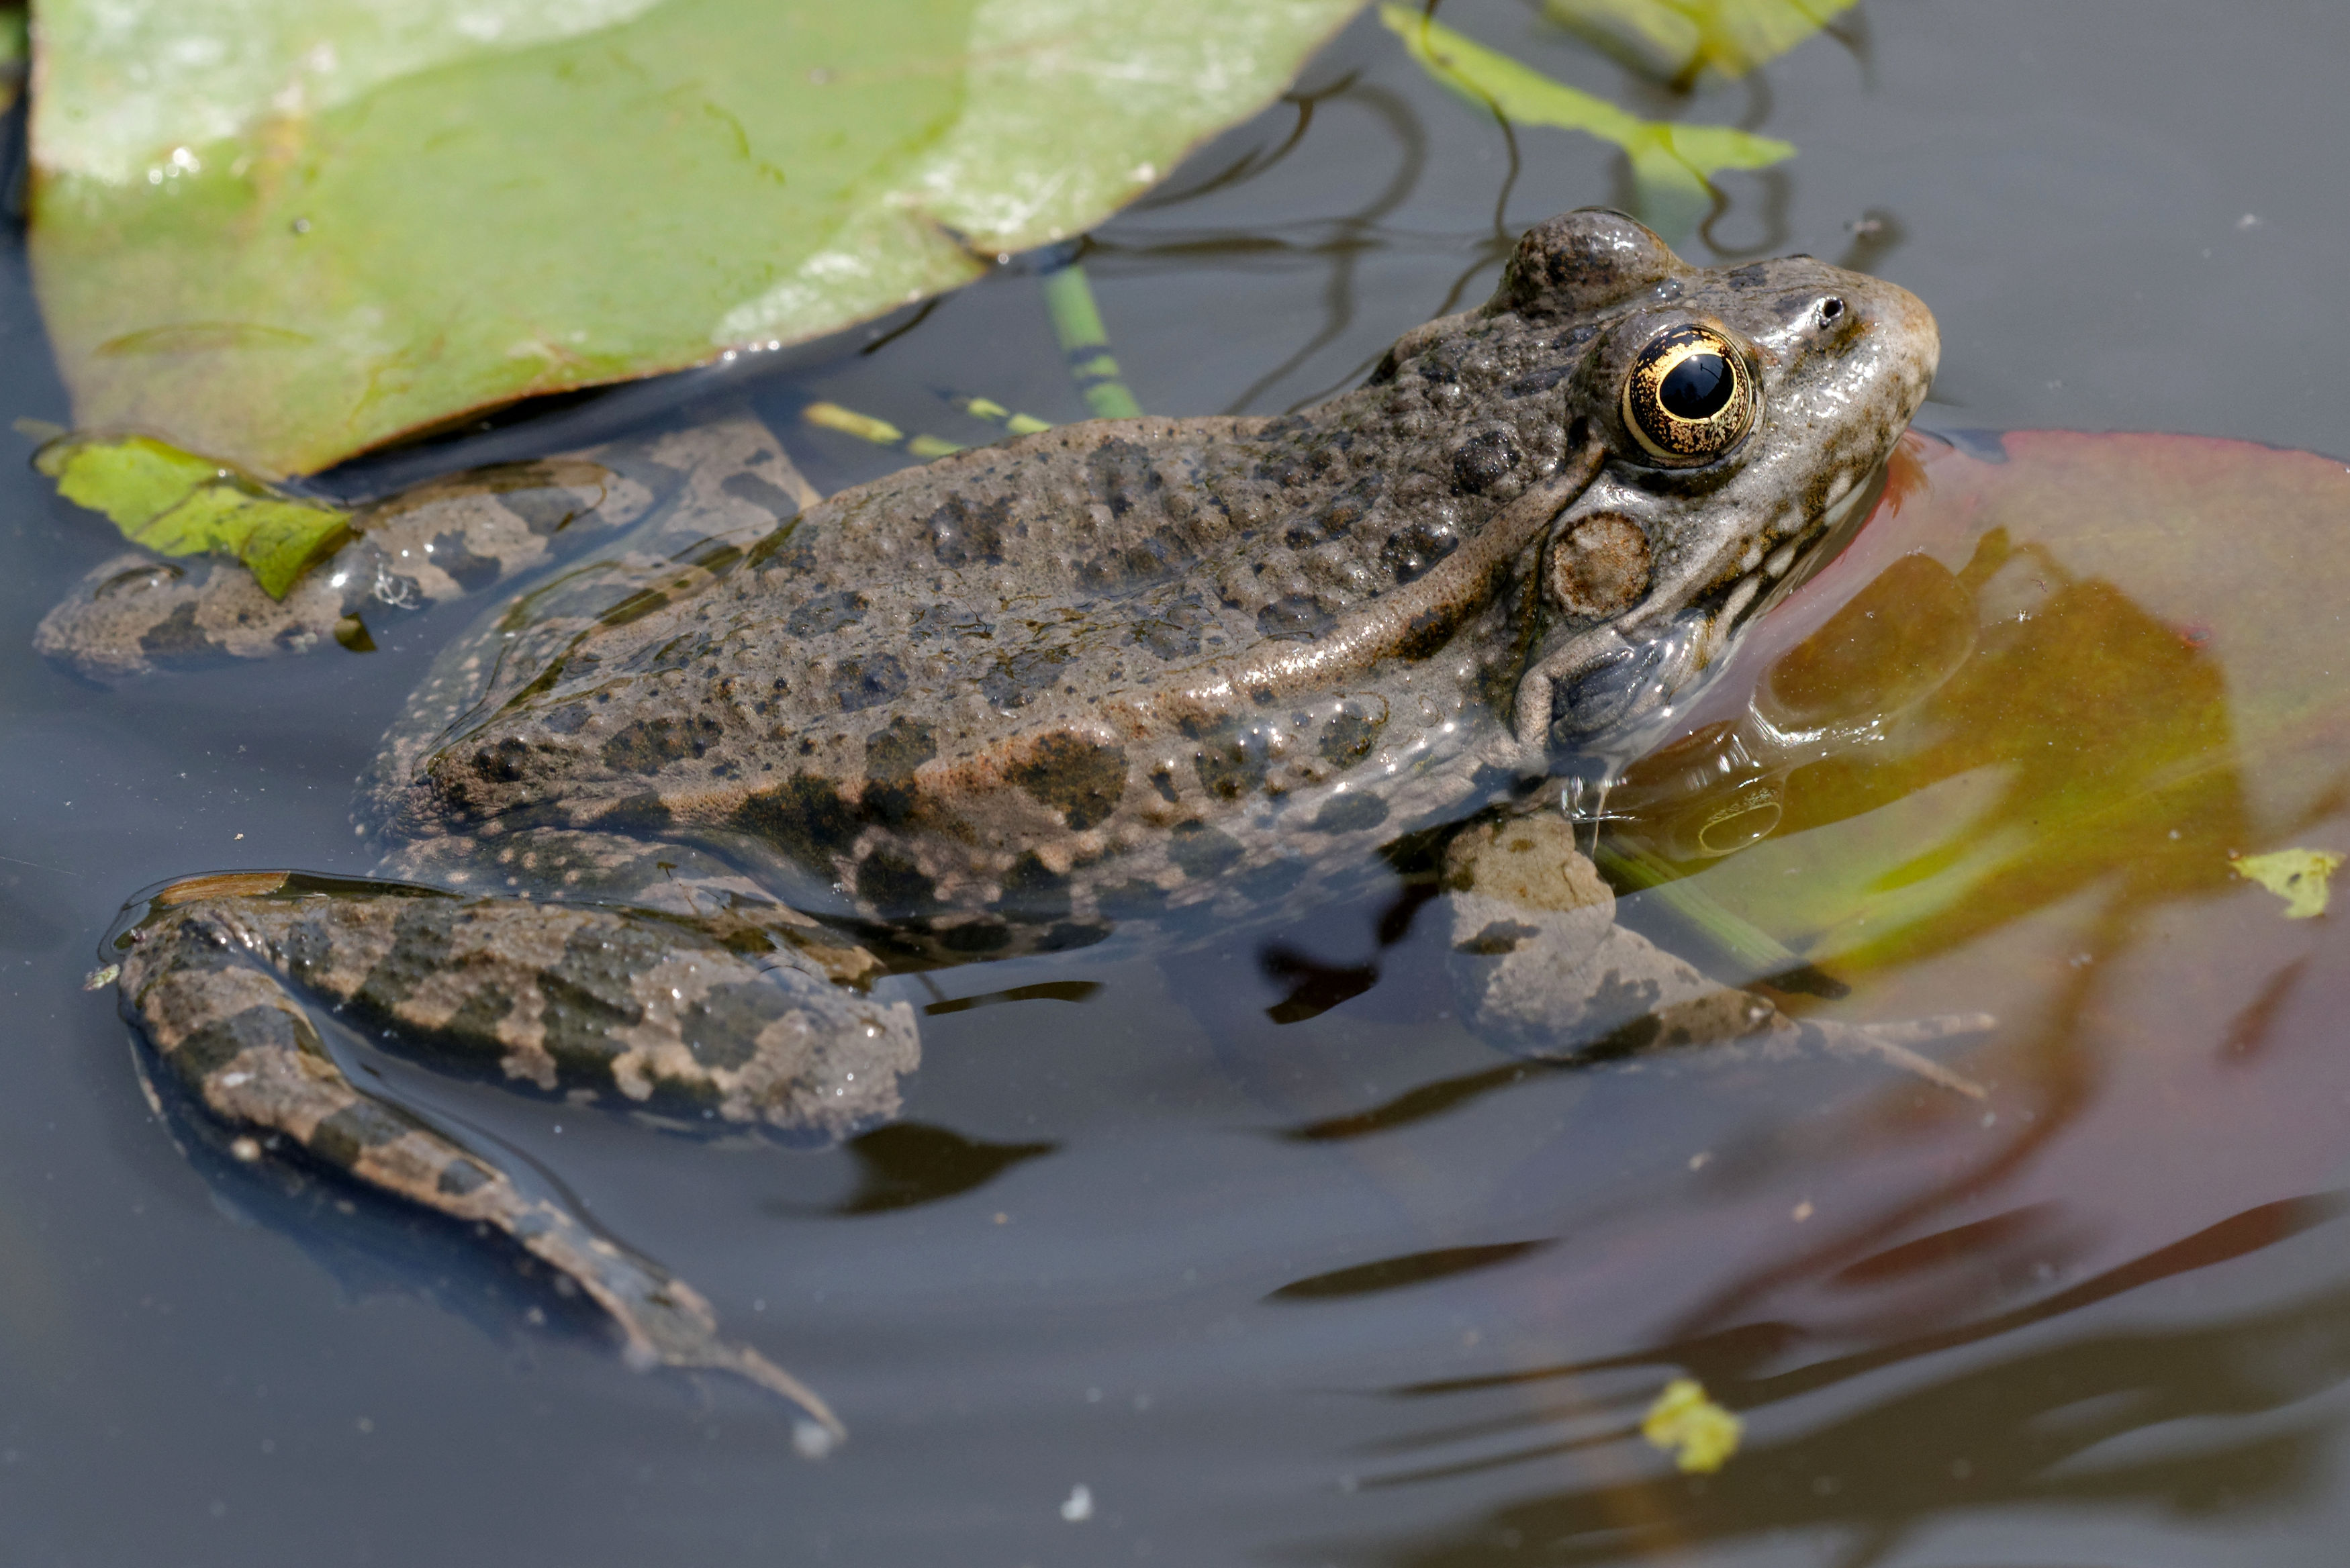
[1642,1376,1742,1473]
[2230,848,2341,920]
[1544,0,1855,89]
[1379,5,1793,240]
[36,434,348,599]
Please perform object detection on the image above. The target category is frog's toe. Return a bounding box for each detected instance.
[1787,1012,1995,1099]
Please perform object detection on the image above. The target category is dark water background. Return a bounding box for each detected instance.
[5,2,2350,1563]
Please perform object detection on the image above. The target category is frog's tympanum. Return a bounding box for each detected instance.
[48,211,1946,1433]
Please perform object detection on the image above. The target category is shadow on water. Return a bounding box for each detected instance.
[794,1122,1060,1218]
[1329,1195,2350,1567]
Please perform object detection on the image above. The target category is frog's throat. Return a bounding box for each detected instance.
[1126,432,1607,726]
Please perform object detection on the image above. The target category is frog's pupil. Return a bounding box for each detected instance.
[1659,352,1734,420]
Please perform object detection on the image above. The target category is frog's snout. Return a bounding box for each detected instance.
[1869,279,1941,409]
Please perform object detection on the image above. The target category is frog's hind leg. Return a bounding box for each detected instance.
[110,871,921,1439]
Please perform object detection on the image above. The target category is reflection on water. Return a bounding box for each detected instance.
[1351,1197,2349,1566]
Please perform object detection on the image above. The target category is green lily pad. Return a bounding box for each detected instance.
[0,5,22,114]
[1543,0,1854,90]
[28,0,1364,477]
[36,434,349,597]
[1379,5,1793,240]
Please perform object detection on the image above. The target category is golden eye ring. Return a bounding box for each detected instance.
[1621,324,1756,467]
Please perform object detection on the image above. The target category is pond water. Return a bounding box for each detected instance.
[6,2,2350,1563]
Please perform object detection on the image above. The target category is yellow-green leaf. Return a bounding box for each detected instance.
[1642,1377,1742,1473]
[36,434,219,529]
[38,435,348,599]
[1545,0,1855,89]
[28,0,1364,477]
[1378,5,1792,240]
[2230,848,2342,920]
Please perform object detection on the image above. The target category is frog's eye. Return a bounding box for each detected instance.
[1620,324,1756,467]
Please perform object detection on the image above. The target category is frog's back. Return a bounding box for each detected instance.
[386,371,1587,912]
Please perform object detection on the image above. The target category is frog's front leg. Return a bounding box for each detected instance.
[111,871,918,1434]
[1442,814,1987,1095]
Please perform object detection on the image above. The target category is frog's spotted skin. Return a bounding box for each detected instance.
[80,211,1945,1428]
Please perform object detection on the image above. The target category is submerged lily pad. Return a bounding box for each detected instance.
[1613,430,2350,983]
[1544,0,1855,90]
[35,434,348,597]
[28,0,1364,477]
[1380,5,1793,240]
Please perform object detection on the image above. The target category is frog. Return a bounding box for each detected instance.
[54,210,1948,1436]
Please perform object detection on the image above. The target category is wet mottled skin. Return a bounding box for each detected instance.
[56,213,1950,1431]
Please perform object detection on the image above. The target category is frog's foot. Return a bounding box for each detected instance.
[1440,815,1989,1097]
[109,871,923,1436]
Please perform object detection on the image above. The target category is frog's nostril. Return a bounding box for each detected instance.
[1818,297,1845,324]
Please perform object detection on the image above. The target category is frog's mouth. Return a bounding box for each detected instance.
[1515,454,1892,765]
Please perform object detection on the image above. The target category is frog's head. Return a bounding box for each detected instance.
[1437,209,1939,758]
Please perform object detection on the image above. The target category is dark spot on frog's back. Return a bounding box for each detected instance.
[862,715,935,824]
[1286,475,1382,547]
[1258,596,1334,642]
[1185,716,1273,801]
[1078,531,1191,593]
[1085,439,1162,517]
[600,714,722,773]
[1450,432,1520,494]
[787,589,867,637]
[1317,705,1384,768]
[1007,732,1127,831]
[735,773,859,875]
[1130,595,1209,660]
[982,646,1073,709]
[927,494,1009,567]
[1380,518,1458,585]
[835,652,908,713]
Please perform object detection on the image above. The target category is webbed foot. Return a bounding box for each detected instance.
[1441,814,1990,1096]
